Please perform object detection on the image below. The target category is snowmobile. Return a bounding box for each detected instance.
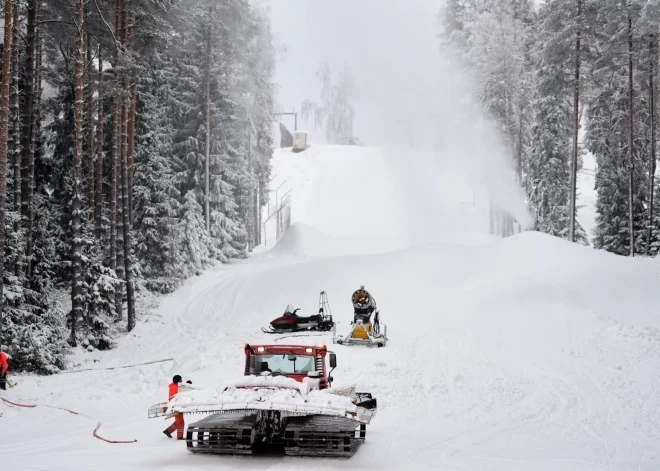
[149,343,377,457]
[261,291,334,334]
[333,286,387,347]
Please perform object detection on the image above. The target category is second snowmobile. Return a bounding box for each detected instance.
[262,291,334,334]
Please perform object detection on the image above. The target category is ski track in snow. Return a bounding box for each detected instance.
[2,145,660,471]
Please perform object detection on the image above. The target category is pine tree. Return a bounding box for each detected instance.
[178,191,212,277]
[524,90,588,243]
[0,0,277,369]
[69,0,86,346]
[132,56,182,293]
[21,0,38,278]
[588,0,650,255]
[0,0,14,346]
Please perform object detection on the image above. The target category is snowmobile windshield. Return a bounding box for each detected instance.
[255,354,316,375]
[284,303,296,314]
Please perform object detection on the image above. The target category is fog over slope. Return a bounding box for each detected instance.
[268,0,532,230]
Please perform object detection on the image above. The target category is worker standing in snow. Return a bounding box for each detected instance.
[163,375,192,440]
[0,351,10,390]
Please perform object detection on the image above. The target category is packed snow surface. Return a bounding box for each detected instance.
[2,145,660,471]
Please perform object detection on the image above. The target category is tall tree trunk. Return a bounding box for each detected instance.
[568,0,581,243]
[127,12,136,224]
[70,0,85,346]
[0,0,13,345]
[10,0,20,278]
[255,187,260,247]
[121,94,135,331]
[648,35,656,254]
[9,0,18,214]
[128,76,136,224]
[95,47,104,238]
[111,0,122,319]
[204,10,212,231]
[20,0,36,274]
[120,3,135,331]
[26,18,41,279]
[517,103,524,185]
[87,33,95,221]
[628,7,635,257]
[256,178,263,245]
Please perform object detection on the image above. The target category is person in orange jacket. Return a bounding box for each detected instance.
[163,375,191,439]
[0,351,10,390]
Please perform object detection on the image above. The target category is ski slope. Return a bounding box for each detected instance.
[2,145,660,471]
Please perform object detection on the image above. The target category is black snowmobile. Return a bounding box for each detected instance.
[261,292,334,334]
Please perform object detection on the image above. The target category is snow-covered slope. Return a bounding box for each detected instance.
[2,145,659,471]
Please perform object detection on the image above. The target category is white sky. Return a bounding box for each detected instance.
[267,0,448,146]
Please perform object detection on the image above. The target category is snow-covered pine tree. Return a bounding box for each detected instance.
[520,0,597,243]
[0,0,276,370]
[524,90,588,243]
[170,0,254,262]
[132,53,183,293]
[0,0,12,353]
[245,6,276,247]
[588,0,650,255]
[178,191,212,277]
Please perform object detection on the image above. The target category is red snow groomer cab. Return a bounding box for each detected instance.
[179,343,377,457]
[243,343,335,389]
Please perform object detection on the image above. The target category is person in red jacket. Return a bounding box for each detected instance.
[0,351,10,391]
[163,375,187,439]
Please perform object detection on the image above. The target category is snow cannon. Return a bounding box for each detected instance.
[152,343,377,457]
[333,286,387,347]
[261,291,334,334]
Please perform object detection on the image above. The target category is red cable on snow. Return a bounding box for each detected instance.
[1,397,37,408]
[45,405,92,418]
[2,397,137,444]
[93,422,138,444]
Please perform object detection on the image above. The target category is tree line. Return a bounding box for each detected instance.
[441,0,660,255]
[0,0,276,372]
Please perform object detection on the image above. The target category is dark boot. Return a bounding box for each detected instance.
[163,430,172,438]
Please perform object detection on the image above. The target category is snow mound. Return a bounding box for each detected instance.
[268,222,404,259]
[264,144,500,250]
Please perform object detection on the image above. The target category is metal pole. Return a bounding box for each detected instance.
[274,179,287,241]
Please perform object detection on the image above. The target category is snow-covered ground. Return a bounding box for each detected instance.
[2,145,660,470]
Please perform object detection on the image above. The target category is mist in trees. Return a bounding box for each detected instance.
[301,61,360,145]
[0,0,276,372]
[440,0,660,253]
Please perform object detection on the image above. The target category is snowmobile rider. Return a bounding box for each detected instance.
[0,351,9,390]
[163,374,192,439]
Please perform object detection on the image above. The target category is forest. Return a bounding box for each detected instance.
[0,0,276,372]
[442,0,660,254]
